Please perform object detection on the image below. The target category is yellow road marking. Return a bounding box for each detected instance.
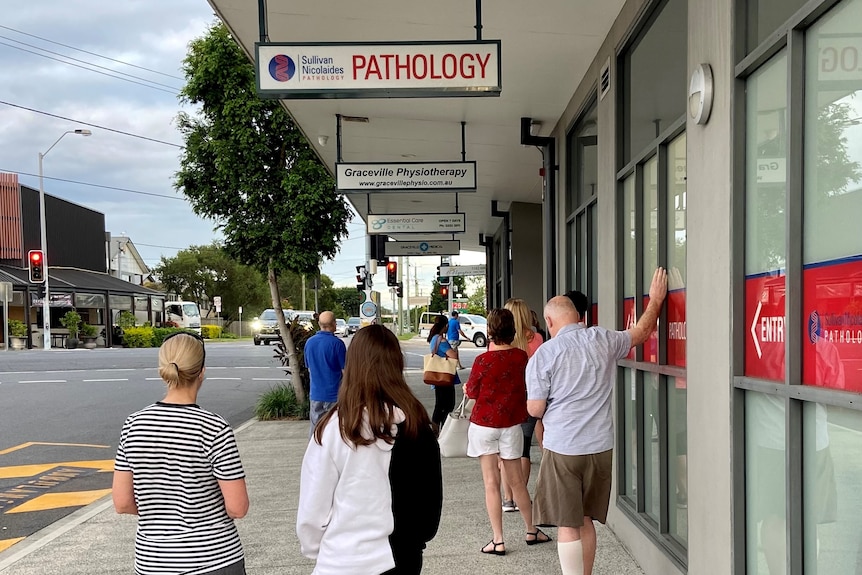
[0,537,25,552]
[0,442,109,456]
[0,460,114,479]
[6,489,112,514]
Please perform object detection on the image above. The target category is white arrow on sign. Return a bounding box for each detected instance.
[750,301,762,359]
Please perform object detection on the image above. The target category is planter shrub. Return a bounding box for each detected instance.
[8,319,27,338]
[123,326,154,348]
[201,325,222,339]
[255,384,307,420]
[152,327,191,347]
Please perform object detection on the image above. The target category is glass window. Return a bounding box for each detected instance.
[568,221,578,291]
[623,175,637,360]
[746,391,787,574]
[576,114,598,209]
[643,372,660,523]
[109,295,132,310]
[743,0,809,55]
[667,133,687,367]
[643,156,659,364]
[590,204,598,324]
[74,293,106,308]
[567,99,599,325]
[623,368,637,501]
[803,403,859,573]
[803,0,862,393]
[668,377,688,543]
[623,0,687,162]
[151,298,164,312]
[745,53,788,382]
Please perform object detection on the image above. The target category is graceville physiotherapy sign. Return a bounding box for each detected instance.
[337,162,477,192]
[255,41,501,98]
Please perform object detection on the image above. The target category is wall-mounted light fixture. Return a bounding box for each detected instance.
[317,135,329,146]
[530,120,542,136]
[688,63,714,125]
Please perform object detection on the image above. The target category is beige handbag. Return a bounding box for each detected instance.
[423,337,457,386]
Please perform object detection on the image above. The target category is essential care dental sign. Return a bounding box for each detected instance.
[256,41,501,98]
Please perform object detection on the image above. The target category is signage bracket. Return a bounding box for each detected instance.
[454,121,468,239]
[257,0,269,43]
[336,113,343,163]
[475,0,483,41]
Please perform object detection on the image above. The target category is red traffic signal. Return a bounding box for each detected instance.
[440,286,448,297]
[28,250,45,283]
[386,261,397,287]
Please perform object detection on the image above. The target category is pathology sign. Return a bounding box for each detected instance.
[368,213,465,234]
[384,240,460,257]
[745,258,862,392]
[256,40,502,99]
[336,162,477,192]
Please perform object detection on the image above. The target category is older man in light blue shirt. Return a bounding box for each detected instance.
[526,268,667,575]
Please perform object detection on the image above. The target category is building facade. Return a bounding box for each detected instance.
[0,173,165,348]
[212,0,862,571]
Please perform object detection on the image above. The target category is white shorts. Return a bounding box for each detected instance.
[467,423,524,460]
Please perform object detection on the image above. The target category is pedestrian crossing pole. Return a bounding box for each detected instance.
[398,256,404,335]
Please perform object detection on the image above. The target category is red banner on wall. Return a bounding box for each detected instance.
[622,297,660,363]
[667,289,686,367]
[744,258,862,393]
[744,273,786,381]
[803,257,862,392]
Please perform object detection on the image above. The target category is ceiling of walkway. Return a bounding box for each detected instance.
[208,0,626,252]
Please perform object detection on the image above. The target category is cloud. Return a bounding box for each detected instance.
[0,2,480,296]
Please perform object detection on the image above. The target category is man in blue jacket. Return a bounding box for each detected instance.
[304,310,347,437]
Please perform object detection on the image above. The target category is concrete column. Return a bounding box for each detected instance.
[686,0,735,572]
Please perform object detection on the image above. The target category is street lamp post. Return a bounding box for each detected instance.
[38,129,92,350]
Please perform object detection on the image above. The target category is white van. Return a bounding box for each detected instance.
[165,301,202,334]
[418,311,488,347]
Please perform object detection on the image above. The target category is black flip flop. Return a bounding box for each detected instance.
[481,540,506,555]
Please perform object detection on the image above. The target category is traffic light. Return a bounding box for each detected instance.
[440,286,448,297]
[436,265,450,286]
[386,261,397,286]
[28,250,45,283]
[355,265,367,292]
[395,282,403,298]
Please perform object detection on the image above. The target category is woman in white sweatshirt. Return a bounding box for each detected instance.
[297,324,442,575]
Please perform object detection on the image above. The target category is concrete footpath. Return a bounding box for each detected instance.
[0,372,644,575]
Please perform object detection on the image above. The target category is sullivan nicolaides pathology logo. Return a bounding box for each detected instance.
[809,310,821,344]
[268,54,296,82]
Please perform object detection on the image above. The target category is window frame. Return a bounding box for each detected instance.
[732,0,862,573]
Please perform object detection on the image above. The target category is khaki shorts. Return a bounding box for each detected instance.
[533,448,613,527]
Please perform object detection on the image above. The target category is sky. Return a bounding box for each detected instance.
[0,1,484,295]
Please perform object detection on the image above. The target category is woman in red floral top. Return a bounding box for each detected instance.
[465,308,552,556]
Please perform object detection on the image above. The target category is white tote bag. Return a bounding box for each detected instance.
[438,394,472,458]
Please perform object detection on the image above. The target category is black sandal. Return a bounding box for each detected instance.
[525,528,552,546]
[481,540,506,555]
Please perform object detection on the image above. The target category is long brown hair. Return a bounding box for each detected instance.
[427,314,448,342]
[314,325,431,446]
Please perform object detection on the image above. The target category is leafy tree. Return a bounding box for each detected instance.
[154,244,270,322]
[175,22,351,403]
[466,280,487,316]
[329,286,363,318]
[429,276,466,313]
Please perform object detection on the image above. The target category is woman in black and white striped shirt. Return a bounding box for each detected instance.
[113,332,249,575]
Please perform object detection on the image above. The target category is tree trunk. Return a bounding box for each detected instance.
[268,262,306,404]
